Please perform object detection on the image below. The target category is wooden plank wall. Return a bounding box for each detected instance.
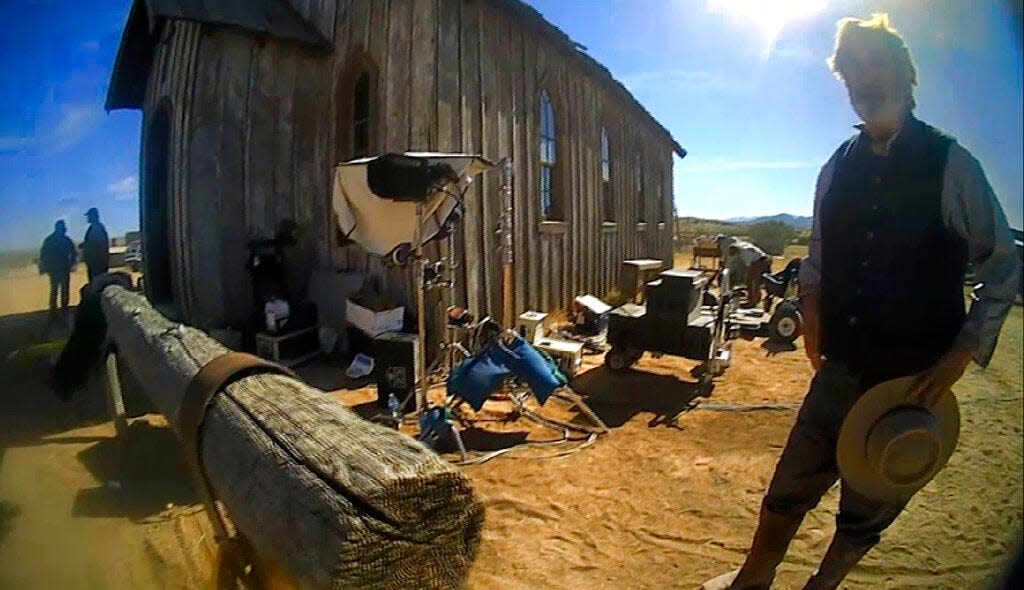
[157,0,678,336]
[143,20,201,321]
[181,12,337,328]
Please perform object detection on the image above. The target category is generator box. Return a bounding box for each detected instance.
[516,311,548,344]
[372,332,420,407]
[646,269,707,325]
[534,336,584,378]
[573,294,611,336]
[255,326,319,367]
[619,259,665,302]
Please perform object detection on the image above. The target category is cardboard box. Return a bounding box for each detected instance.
[346,299,404,337]
[534,336,584,378]
[517,311,548,343]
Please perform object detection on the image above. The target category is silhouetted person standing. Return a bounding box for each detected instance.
[39,219,77,315]
[81,207,109,280]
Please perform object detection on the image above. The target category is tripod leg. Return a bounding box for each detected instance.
[449,422,468,461]
[557,388,609,433]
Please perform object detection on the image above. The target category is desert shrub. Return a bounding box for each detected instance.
[744,221,797,255]
[793,228,812,246]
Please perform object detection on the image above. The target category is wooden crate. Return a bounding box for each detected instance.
[256,325,320,367]
[619,259,665,303]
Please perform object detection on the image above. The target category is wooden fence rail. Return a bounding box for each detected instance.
[70,281,483,589]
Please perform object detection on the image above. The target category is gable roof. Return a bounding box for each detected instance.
[106,0,330,110]
[493,0,685,158]
[106,0,686,157]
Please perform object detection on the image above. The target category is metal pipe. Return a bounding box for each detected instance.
[414,201,428,414]
[500,157,514,327]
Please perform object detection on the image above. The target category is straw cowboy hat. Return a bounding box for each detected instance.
[837,376,961,503]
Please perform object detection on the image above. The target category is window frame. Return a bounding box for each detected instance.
[635,149,646,223]
[538,89,563,221]
[352,71,372,158]
[335,51,379,164]
[601,126,614,222]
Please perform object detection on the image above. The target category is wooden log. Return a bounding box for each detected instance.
[97,285,484,589]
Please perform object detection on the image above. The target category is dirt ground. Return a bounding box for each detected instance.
[1,261,1021,589]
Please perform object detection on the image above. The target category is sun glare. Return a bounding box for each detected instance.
[707,0,828,48]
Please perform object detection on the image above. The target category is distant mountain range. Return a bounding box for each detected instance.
[723,213,813,229]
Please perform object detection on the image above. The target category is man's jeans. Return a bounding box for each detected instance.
[762,361,909,551]
[48,272,70,312]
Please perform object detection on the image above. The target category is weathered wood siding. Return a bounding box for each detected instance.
[142,20,202,320]
[148,0,677,335]
[182,30,331,328]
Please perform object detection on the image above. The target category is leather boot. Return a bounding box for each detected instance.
[702,507,805,590]
[802,532,872,590]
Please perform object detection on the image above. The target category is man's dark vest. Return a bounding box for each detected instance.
[820,116,968,381]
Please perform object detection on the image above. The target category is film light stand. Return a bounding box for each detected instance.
[406,158,512,428]
[411,175,471,415]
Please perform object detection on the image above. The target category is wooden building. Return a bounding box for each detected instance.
[107,0,686,336]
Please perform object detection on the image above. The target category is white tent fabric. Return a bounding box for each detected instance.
[331,152,494,256]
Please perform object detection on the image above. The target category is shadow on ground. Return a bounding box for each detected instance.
[1,304,157,446]
[761,339,797,356]
[0,309,72,359]
[346,399,388,422]
[2,307,179,524]
[72,420,198,520]
[296,359,371,392]
[570,365,704,428]
[0,500,20,547]
[443,426,529,453]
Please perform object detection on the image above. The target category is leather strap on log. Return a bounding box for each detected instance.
[179,352,296,541]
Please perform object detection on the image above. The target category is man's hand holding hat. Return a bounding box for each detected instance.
[907,346,973,408]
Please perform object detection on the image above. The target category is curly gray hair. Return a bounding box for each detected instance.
[828,13,917,110]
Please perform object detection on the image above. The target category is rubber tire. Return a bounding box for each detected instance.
[769,303,803,344]
[606,349,631,372]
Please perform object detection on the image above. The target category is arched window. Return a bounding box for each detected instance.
[353,72,371,157]
[539,91,558,219]
[336,53,378,163]
[663,170,671,225]
[143,100,173,304]
[657,169,665,224]
[635,151,645,223]
[601,127,613,221]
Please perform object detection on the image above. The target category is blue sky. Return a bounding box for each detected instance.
[0,1,1021,251]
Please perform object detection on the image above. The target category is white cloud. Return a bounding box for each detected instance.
[52,103,105,152]
[682,158,819,174]
[0,102,104,155]
[107,175,139,200]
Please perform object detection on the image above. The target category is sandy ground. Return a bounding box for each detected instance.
[0,264,92,317]
[1,261,1021,589]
